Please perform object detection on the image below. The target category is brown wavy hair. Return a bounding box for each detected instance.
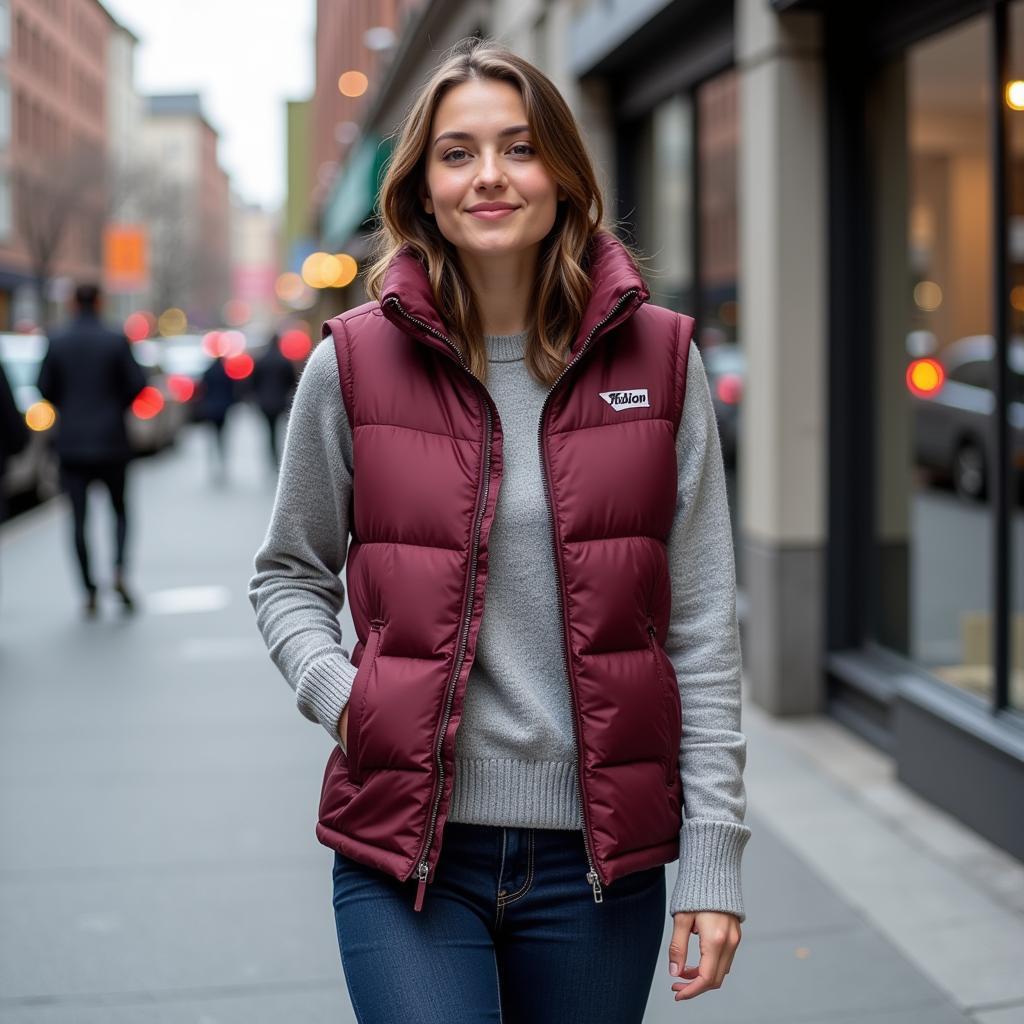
[363,35,647,387]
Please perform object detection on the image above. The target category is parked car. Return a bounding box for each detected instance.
[127,339,189,452]
[0,333,59,505]
[146,333,214,422]
[1,328,184,496]
[909,334,1024,501]
[701,341,745,468]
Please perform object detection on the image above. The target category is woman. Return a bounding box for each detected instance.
[250,36,750,1023]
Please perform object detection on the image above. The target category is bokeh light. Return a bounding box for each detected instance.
[220,330,246,357]
[25,400,56,431]
[124,312,151,342]
[912,280,942,312]
[906,357,944,398]
[158,307,187,337]
[131,386,165,420]
[279,328,312,361]
[275,272,305,303]
[202,331,223,357]
[338,70,368,97]
[167,375,195,403]
[224,353,254,380]
[300,251,359,289]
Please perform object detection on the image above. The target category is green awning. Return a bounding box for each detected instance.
[322,135,393,250]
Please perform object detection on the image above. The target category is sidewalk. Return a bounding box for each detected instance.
[0,409,1021,1023]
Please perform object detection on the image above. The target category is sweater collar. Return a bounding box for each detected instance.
[379,231,649,366]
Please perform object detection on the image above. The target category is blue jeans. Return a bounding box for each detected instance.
[331,821,667,1023]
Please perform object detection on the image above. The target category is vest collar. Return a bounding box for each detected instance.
[379,231,650,366]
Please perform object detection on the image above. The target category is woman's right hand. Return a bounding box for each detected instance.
[338,703,350,753]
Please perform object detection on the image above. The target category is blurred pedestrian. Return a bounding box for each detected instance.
[249,36,748,1021]
[36,282,146,616]
[196,355,237,482]
[250,334,297,468]
[0,359,29,525]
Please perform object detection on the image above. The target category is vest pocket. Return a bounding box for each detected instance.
[647,616,680,787]
[345,619,384,786]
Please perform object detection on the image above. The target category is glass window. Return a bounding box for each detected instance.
[1009,2,1024,714]
[696,69,739,350]
[869,14,997,703]
[637,92,693,314]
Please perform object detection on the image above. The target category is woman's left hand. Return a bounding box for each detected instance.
[667,910,741,1001]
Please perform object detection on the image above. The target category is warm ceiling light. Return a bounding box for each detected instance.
[1007,80,1024,110]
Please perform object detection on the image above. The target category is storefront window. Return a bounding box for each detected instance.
[1007,2,1024,713]
[637,93,693,313]
[631,74,743,581]
[869,15,998,702]
[697,69,739,350]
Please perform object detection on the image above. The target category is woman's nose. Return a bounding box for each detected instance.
[475,151,506,187]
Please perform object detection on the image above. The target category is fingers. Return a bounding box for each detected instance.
[669,912,741,1001]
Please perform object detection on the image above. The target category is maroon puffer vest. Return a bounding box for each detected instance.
[316,230,693,912]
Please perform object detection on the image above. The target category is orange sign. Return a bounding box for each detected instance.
[104,225,149,293]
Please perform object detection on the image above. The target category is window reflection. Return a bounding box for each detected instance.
[871,14,998,702]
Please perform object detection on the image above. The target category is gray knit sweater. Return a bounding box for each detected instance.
[248,327,751,921]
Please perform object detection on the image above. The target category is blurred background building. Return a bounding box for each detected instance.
[139,93,231,327]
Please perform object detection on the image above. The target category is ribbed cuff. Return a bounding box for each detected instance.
[296,653,359,743]
[448,758,584,830]
[669,819,751,922]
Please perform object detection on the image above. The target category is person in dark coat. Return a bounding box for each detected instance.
[36,282,147,616]
[196,355,237,482]
[0,360,29,524]
[0,360,28,612]
[250,333,297,468]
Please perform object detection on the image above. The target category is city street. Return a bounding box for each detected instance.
[1,408,1022,1023]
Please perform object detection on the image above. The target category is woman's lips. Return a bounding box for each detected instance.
[468,207,518,220]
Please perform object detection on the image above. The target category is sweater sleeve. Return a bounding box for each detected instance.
[248,337,358,743]
[665,337,752,922]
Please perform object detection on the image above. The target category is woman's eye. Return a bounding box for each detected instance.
[441,143,535,163]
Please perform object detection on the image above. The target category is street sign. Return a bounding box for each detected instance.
[104,224,149,293]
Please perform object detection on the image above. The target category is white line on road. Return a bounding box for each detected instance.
[146,585,232,615]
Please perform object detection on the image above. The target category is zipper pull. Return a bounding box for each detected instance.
[587,869,604,904]
[414,861,429,912]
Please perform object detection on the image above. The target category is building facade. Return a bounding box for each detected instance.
[1,0,118,328]
[314,0,1024,861]
[139,93,230,327]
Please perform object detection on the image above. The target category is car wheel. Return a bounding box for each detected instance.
[952,439,987,501]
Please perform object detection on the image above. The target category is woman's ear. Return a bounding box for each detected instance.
[422,188,434,216]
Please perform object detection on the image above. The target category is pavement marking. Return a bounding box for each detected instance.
[146,585,231,615]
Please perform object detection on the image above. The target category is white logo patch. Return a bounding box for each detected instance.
[598,388,650,412]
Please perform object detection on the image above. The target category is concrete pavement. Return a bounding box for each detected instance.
[1,407,1021,1023]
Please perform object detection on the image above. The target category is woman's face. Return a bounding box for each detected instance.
[422,78,565,260]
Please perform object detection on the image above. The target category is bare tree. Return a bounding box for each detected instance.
[12,142,108,328]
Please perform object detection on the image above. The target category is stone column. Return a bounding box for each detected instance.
[736,0,827,713]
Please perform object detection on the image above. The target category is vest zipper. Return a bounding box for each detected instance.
[537,286,641,905]
[382,296,494,914]
[384,287,640,910]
